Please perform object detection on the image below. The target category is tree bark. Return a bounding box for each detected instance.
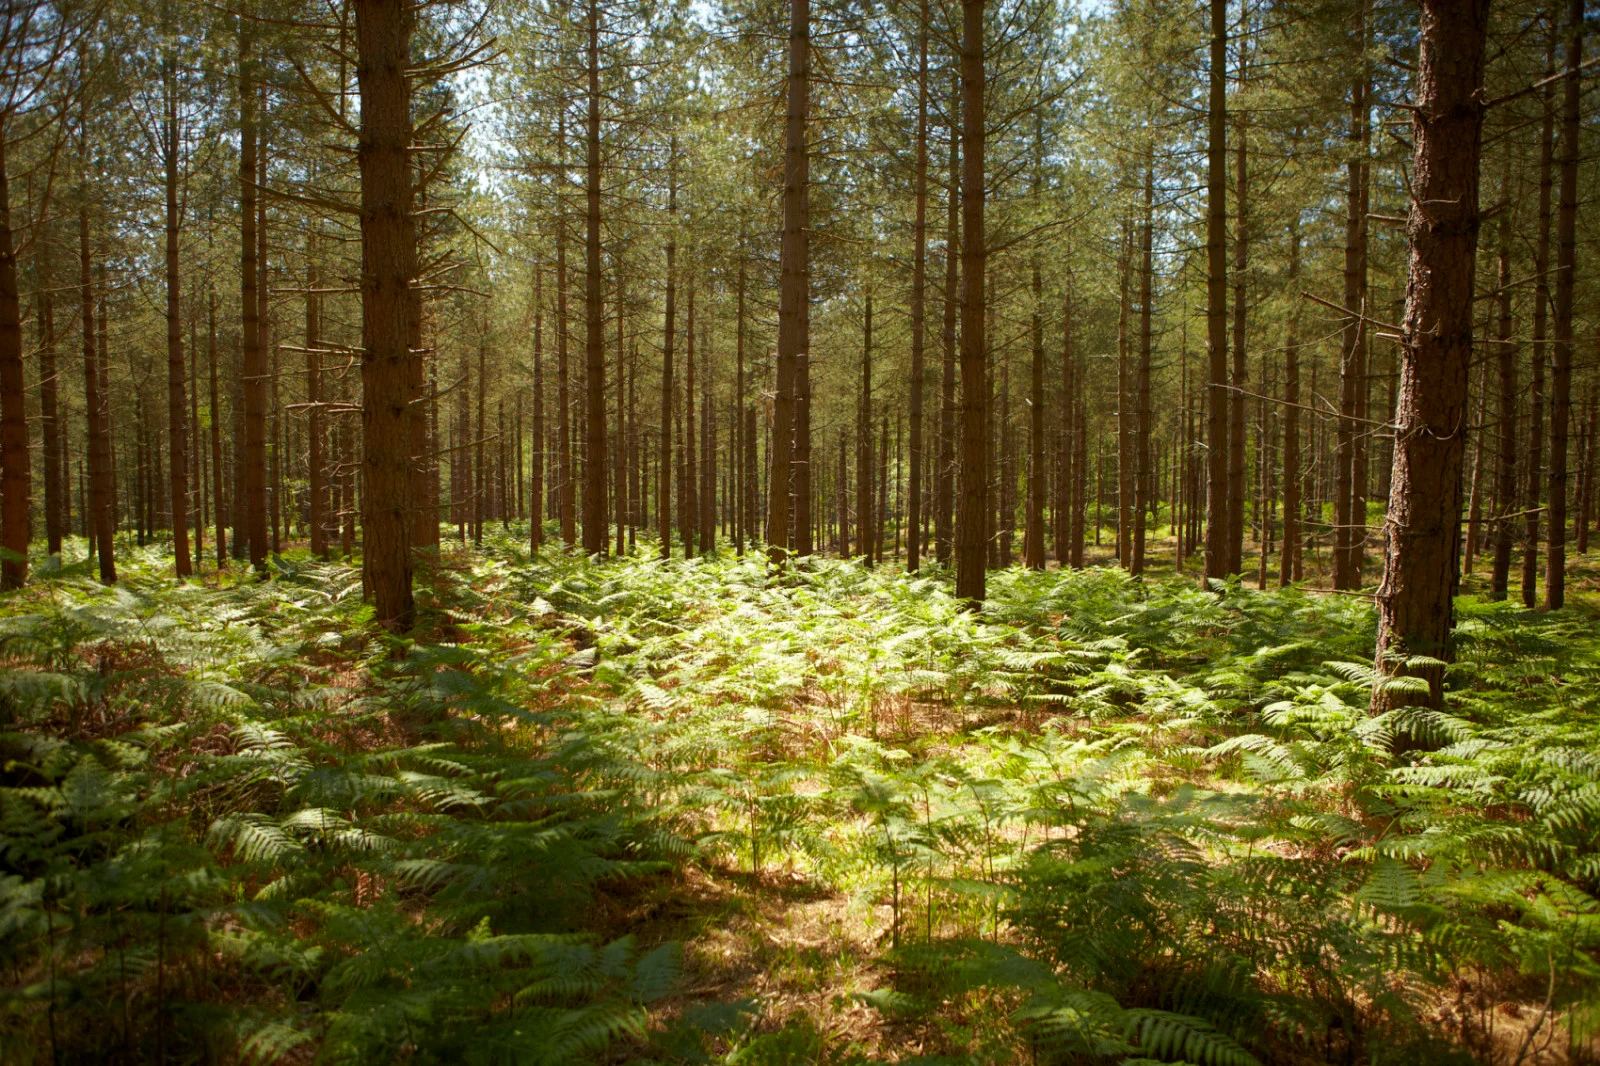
[82,201,114,584]
[1491,210,1517,599]
[0,126,26,588]
[858,290,873,561]
[1335,10,1370,592]
[1280,215,1301,586]
[1133,157,1154,576]
[354,0,417,629]
[659,143,677,559]
[1372,0,1487,715]
[937,71,959,567]
[240,34,268,574]
[162,56,191,577]
[1524,29,1556,608]
[39,232,61,559]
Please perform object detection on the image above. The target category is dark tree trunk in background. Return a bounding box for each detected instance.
[1373,0,1487,715]
[82,201,114,583]
[39,235,61,559]
[1203,0,1228,585]
[858,292,873,561]
[768,0,808,564]
[955,0,986,604]
[1024,260,1044,571]
[1335,9,1369,592]
[307,233,327,558]
[354,0,417,629]
[1544,0,1581,610]
[582,0,608,556]
[209,290,226,566]
[531,270,545,552]
[1228,74,1250,578]
[1133,158,1154,576]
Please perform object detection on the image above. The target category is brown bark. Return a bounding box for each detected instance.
[1372,0,1487,715]
[40,232,61,558]
[954,0,986,604]
[307,232,327,558]
[240,34,268,574]
[858,290,873,560]
[354,0,417,629]
[1545,0,1581,610]
[682,282,697,556]
[1525,29,1556,608]
[1202,0,1228,585]
[1227,66,1250,577]
[532,269,545,551]
[1335,12,1370,592]
[1133,158,1154,576]
[163,57,191,577]
[1024,260,1044,571]
[209,289,226,566]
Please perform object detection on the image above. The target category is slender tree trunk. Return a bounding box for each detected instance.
[240,35,268,574]
[682,283,697,556]
[907,0,929,572]
[1545,0,1581,610]
[954,0,986,603]
[1133,158,1154,576]
[0,129,26,588]
[735,233,747,554]
[768,0,808,565]
[1525,29,1556,608]
[307,233,327,558]
[1227,66,1250,577]
[1025,260,1044,570]
[40,234,61,559]
[1203,0,1229,584]
[659,145,677,559]
[581,0,608,555]
[1280,216,1301,586]
[531,270,545,551]
[858,291,873,560]
[1116,222,1133,566]
[354,0,417,629]
[209,290,226,565]
[1577,383,1596,555]
[701,309,715,552]
[937,73,959,566]
[1488,211,1517,598]
[1335,12,1369,592]
[82,201,114,583]
[1373,0,1487,714]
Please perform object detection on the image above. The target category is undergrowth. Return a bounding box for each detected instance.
[2,531,1598,1065]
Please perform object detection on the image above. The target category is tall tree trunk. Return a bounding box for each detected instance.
[1227,64,1250,577]
[1202,0,1229,584]
[1372,0,1487,715]
[0,127,26,588]
[907,0,929,572]
[209,289,226,565]
[582,0,608,555]
[735,232,747,554]
[1524,29,1556,608]
[659,144,677,559]
[161,60,191,578]
[1335,11,1369,592]
[1544,0,1581,610]
[700,309,715,551]
[1024,260,1044,570]
[682,282,697,556]
[936,73,959,566]
[240,34,268,574]
[954,0,986,604]
[354,0,417,629]
[307,232,327,558]
[39,232,61,559]
[1491,209,1517,599]
[1133,157,1154,576]
[531,269,545,551]
[858,291,873,560]
[1280,215,1301,586]
[82,200,114,583]
[1116,221,1133,567]
[767,0,808,564]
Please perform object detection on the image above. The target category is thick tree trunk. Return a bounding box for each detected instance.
[1544,0,1581,610]
[1202,0,1229,584]
[582,0,608,556]
[0,131,26,588]
[354,0,417,629]
[907,5,928,572]
[768,0,808,564]
[1372,0,1487,715]
[954,0,986,604]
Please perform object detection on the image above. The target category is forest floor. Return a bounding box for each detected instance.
[2,532,1599,1065]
